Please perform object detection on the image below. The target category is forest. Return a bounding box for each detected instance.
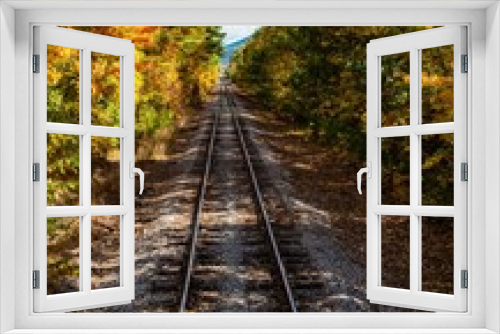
[46,27,224,294]
[228,26,454,206]
[47,26,224,207]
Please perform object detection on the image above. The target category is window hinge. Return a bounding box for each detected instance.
[461,54,468,73]
[33,54,40,73]
[33,270,40,289]
[461,162,468,181]
[33,163,40,182]
[461,270,468,289]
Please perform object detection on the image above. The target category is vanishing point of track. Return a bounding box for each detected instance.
[179,79,297,312]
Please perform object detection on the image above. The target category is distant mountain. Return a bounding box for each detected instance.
[221,37,251,65]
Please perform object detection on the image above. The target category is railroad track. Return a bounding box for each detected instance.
[179,80,297,312]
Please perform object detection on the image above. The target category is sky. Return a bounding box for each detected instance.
[222,26,260,45]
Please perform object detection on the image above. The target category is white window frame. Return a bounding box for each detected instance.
[0,1,498,333]
[366,26,467,312]
[33,26,136,313]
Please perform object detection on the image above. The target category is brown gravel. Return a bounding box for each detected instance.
[184,92,290,311]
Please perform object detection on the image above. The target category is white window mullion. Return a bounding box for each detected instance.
[119,57,124,207]
[453,26,468,310]
[119,55,125,288]
[373,205,411,215]
[122,51,135,297]
[409,47,420,294]
[90,126,128,138]
[46,123,129,138]
[366,48,379,301]
[373,205,455,217]
[82,47,92,295]
[415,45,423,295]
[78,48,85,293]
[373,123,454,138]
[412,206,454,217]
[413,122,454,135]
[82,214,92,294]
[82,48,91,206]
[45,206,128,217]
[376,215,382,288]
[33,30,49,309]
[373,125,412,137]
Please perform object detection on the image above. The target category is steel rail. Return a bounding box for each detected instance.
[179,83,221,312]
[226,84,298,313]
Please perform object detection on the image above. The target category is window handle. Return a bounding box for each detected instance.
[357,162,371,195]
[129,162,144,195]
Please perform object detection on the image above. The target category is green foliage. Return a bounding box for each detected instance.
[46,217,80,294]
[229,26,453,205]
[46,26,224,292]
[47,26,224,208]
[47,133,79,206]
[47,45,80,124]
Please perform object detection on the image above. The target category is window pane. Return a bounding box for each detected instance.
[91,137,121,205]
[421,45,454,124]
[381,52,410,127]
[422,133,454,206]
[47,45,80,124]
[381,215,410,290]
[91,52,121,127]
[91,215,120,290]
[421,217,454,294]
[47,217,79,295]
[381,136,410,205]
[47,133,80,206]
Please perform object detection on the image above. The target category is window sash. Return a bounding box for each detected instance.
[366,26,468,312]
[33,25,136,313]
